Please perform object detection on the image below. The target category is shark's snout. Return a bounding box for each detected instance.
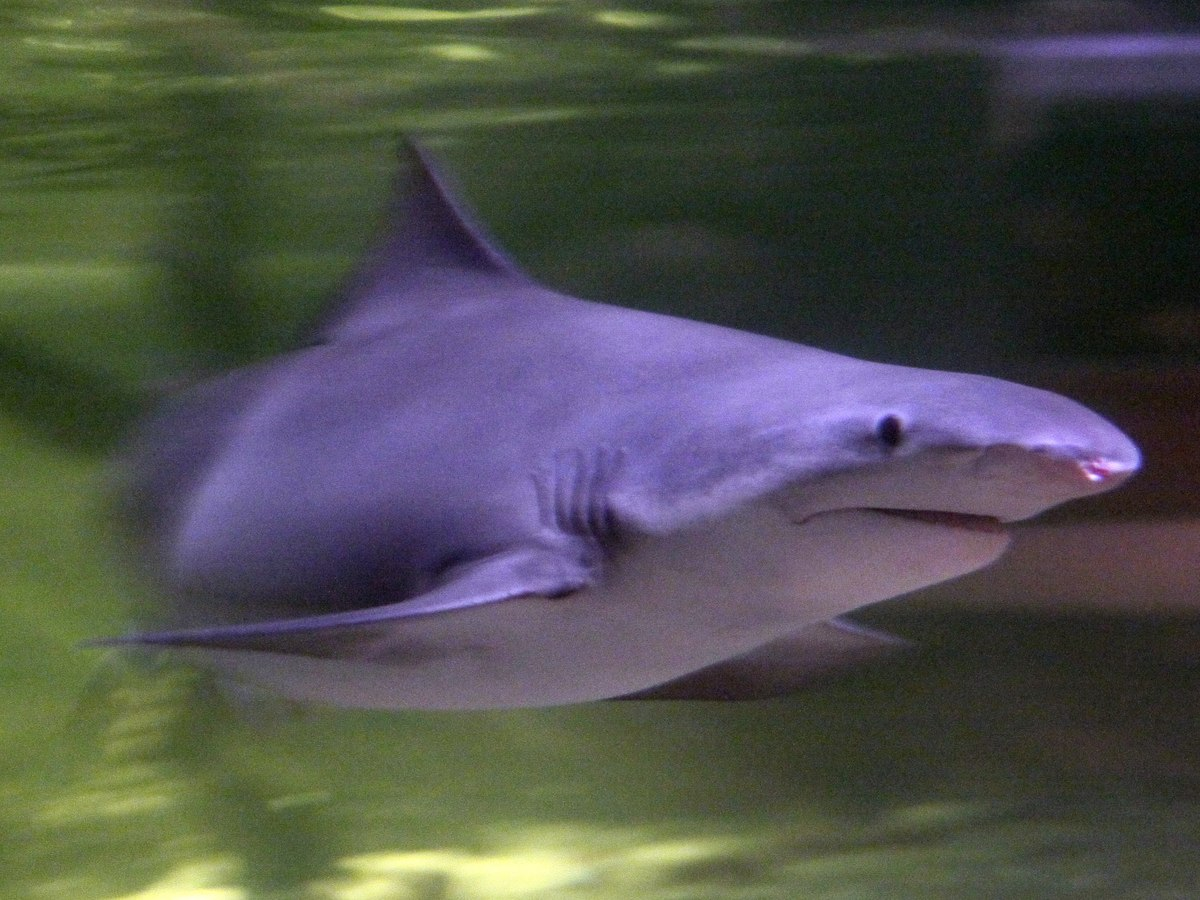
[964,433,1139,523]
[1020,384,1142,488]
[1028,407,1141,485]
[1051,447,1140,488]
[1012,443,1138,485]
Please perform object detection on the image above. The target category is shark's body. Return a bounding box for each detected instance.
[105,143,1139,709]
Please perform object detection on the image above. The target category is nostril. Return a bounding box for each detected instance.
[1080,459,1115,483]
[1077,456,1138,485]
[1027,445,1139,488]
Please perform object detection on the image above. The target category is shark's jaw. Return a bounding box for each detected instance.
[869,508,1007,534]
[773,505,1014,603]
[773,440,1138,538]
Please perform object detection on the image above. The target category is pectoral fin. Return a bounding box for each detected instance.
[92,546,593,657]
[619,618,912,701]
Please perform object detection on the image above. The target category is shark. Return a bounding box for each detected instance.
[99,141,1140,709]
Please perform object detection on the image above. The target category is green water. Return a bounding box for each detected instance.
[3,2,1199,897]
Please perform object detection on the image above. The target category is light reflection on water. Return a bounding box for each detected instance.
[3,1,1199,897]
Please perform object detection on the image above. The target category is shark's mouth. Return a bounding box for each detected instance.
[870,509,1006,534]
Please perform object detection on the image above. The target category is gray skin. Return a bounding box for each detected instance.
[101,142,1140,709]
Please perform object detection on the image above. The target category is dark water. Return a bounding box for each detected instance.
[3,2,1199,897]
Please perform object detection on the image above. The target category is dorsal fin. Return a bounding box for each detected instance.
[319,139,524,341]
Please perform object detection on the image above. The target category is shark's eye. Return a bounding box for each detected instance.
[875,414,905,450]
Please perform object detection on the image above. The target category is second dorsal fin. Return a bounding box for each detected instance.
[320,139,525,341]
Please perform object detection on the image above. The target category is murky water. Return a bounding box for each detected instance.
[3,2,1199,897]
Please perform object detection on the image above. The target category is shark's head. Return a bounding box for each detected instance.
[770,360,1141,525]
[639,350,1139,526]
[621,351,1139,617]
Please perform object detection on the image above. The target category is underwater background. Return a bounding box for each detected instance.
[3,1,1199,897]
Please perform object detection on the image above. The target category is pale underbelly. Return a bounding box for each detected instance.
[192,507,1011,709]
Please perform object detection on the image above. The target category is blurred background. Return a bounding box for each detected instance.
[2,1,1198,897]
